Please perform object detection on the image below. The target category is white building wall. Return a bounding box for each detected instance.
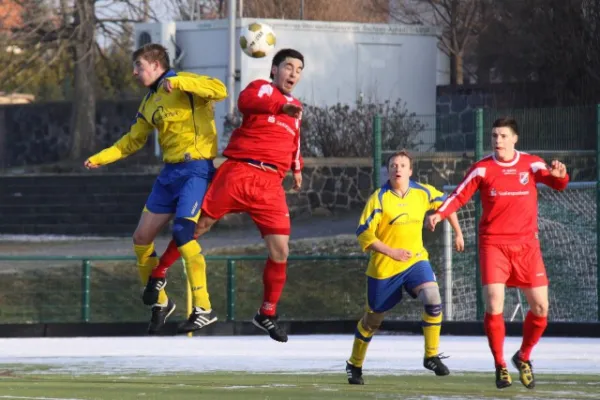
[144,18,442,151]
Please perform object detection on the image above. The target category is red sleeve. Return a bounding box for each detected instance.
[238,80,286,115]
[291,127,303,173]
[437,164,484,219]
[530,157,570,191]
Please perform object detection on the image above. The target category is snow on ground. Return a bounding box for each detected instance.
[0,335,597,375]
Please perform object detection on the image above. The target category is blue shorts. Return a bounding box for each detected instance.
[367,260,437,313]
[145,160,215,219]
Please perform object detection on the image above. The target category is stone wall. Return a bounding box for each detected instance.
[0,153,596,235]
[221,153,596,227]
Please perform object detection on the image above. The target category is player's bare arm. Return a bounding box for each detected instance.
[446,212,464,252]
[425,212,463,251]
[367,240,412,262]
[292,172,302,191]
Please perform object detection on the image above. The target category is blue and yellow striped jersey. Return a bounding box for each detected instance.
[89,70,227,165]
[356,180,447,279]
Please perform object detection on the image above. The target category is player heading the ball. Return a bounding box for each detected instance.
[146,48,305,342]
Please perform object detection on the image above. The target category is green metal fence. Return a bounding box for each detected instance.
[0,255,372,324]
[376,106,599,156]
[373,106,600,322]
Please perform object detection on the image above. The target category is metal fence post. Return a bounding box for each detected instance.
[596,104,600,321]
[475,108,484,321]
[372,114,382,189]
[227,260,236,321]
[443,220,453,321]
[81,260,91,322]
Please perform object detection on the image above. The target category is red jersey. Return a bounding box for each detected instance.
[437,151,569,245]
[223,79,303,177]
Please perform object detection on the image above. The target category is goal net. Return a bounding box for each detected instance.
[441,182,597,322]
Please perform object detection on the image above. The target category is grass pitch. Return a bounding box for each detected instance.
[0,369,598,400]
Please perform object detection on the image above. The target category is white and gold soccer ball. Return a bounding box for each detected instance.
[239,22,276,58]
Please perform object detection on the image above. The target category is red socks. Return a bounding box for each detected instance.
[260,259,287,316]
[151,239,180,279]
[152,245,290,320]
[484,312,506,368]
[520,311,548,361]
[484,311,547,367]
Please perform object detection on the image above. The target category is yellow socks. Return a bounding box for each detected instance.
[422,311,443,358]
[133,243,168,305]
[348,320,375,368]
[178,240,211,310]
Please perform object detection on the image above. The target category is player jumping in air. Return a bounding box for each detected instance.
[143,48,305,342]
[427,117,569,389]
[84,44,227,335]
[345,150,465,385]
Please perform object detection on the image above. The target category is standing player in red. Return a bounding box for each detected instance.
[143,49,305,342]
[426,117,569,389]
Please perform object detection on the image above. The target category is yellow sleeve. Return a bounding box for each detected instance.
[168,72,227,101]
[426,184,448,211]
[88,111,153,166]
[356,191,383,252]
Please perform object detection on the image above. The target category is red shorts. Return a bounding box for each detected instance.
[479,241,548,288]
[201,160,290,236]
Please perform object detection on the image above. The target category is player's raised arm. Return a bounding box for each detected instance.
[86,111,154,167]
[238,80,288,115]
[166,72,227,101]
[531,158,569,191]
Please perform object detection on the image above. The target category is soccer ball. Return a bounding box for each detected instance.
[239,22,276,58]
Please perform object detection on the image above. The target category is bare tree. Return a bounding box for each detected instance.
[2,0,158,160]
[68,0,95,160]
[165,0,386,21]
[479,0,600,104]
[166,0,225,20]
[241,0,387,22]
[370,0,493,84]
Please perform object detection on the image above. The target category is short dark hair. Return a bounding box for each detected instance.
[492,117,519,135]
[270,48,304,79]
[132,44,170,70]
[386,150,413,169]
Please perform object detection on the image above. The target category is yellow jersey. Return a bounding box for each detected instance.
[88,70,227,165]
[356,180,447,279]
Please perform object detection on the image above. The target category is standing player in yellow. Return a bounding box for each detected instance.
[345,150,465,384]
[84,44,227,335]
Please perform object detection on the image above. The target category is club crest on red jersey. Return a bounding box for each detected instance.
[519,172,529,185]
